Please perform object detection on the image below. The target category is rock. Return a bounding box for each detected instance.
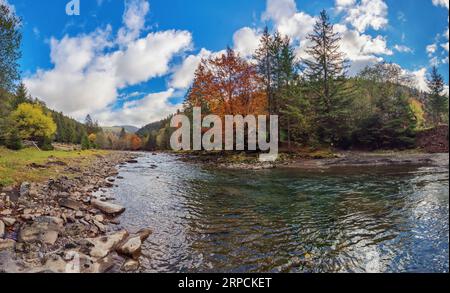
[137,228,153,242]
[18,217,63,245]
[2,217,17,226]
[40,253,115,273]
[91,199,125,215]
[19,182,31,197]
[59,198,82,211]
[121,259,140,272]
[88,230,128,259]
[93,220,106,233]
[0,239,15,251]
[75,211,84,219]
[0,209,12,216]
[116,236,142,259]
[0,221,5,238]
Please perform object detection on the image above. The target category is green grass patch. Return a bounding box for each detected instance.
[0,147,109,187]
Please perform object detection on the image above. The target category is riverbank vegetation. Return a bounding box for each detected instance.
[138,10,448,154]
[1,4,448,155]
[0,146,108,187]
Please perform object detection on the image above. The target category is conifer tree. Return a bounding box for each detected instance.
[303,10,353,146]
[427,66,448,125]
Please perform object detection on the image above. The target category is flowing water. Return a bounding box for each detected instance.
[109,153,449,273]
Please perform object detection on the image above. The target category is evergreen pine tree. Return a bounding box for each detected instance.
[427,66,448,125]
[303,10,354,146]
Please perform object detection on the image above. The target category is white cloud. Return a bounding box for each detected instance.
[170,48,211,89]
[410,68,429,92]
[263,0,316,41]
[117,0,150,45]
[24,1,193,125]
[233,27,261,58]
[393,44,413,53]
[432,0,449,9]
[96,89,180,127]
[339,0,389,33]
[427,43,438,55]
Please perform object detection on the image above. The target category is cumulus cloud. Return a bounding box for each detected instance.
[263,0,316,41]
[233,27,261,58]
[24,1,192,126]
[339,0,389,33]
[432,0,449,9]
[117,0,150,45]
[169,48,212,89]
[96,89,180,127]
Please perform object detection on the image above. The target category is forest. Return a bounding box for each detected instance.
[1,4,448,153]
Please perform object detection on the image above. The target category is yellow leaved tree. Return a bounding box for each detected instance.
[10,103,57,141]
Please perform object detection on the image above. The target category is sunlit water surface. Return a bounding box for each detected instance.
[109,153,449,273]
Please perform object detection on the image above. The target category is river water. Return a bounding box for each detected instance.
[109,153,449,273]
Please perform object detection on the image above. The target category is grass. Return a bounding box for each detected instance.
[0,147,109,187]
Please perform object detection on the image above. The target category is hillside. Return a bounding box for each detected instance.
[102,125,139,134]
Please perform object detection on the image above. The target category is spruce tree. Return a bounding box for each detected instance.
[303,10,353,146]
[427,66,448,125]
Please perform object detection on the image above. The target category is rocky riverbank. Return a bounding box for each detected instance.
[0,151,150,273]
[178,150,449,170]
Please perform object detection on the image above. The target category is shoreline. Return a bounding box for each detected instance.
[176,150,449,170]
[0,151,150,273]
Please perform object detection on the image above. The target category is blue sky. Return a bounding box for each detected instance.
[4,0,450,127]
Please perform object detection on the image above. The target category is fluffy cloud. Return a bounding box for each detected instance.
[96,89,180,127]
[233,27,261,58]
[117,0,150,46]
[169,48,211,89]
[432,0,449,9]
[339,0,389,33]
[263,0,316,41]
[25,1,192,125]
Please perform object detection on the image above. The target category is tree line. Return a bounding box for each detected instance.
[140,10,448,152]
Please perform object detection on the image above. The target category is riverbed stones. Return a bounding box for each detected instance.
[121,258,140,272]
[116,236,142,259]
[2,217,16,226]
[0,220,5,238]
[88,230,129,259]
[59,198,82,211]
[0,239,16,251]
[18,217,64,245]
[91,199,125,215]
[19,182,31,197]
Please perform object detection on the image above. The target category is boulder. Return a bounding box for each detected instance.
[0,220,4,238]
[39,253,115,273]
[19,182,31,197]
[137,228,153,242]
[91,199,125,215]
[59,198,82,211]
[0,239,15,251]
[18,217,63,245]
[88,230,129,259]
[121,259,140,272]
[116,236,142,259]
[2,217,17,227]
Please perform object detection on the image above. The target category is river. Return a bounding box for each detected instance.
[108,152,449,273]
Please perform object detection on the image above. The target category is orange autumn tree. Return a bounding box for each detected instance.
[129,134,142,151]
[186,48,267,116]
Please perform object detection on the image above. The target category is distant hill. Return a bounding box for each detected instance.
[102,125,139,134]
[136,120,167,137]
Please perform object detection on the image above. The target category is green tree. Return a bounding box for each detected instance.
[303,10,354,146]
[81,134,91,150]
[11,83,30,109]
[427,66,448,125]
[10,103,57,142]
[0,3,21,91]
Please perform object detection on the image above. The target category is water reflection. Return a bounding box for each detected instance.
[111,153,449,273]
